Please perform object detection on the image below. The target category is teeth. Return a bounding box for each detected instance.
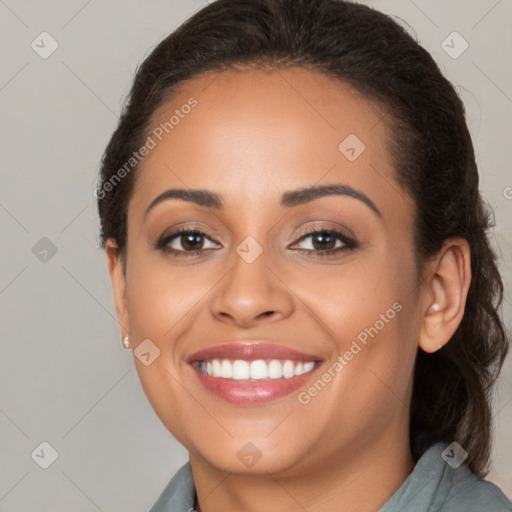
[282,360,295,379]
[221,359,232,378]
[232,360,250,380]
[250,360,268,379]
[303,361,315,373]
[268,360,283,379]
[212,359,222,378]
[199,359,317,380]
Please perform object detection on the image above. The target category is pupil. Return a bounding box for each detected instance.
[182,233,202,250]
[313,232,334,250]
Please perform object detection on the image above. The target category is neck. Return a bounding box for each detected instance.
[191,431,415,512]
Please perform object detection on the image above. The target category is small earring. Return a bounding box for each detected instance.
[122,335,131,349]
[429,303,440,313]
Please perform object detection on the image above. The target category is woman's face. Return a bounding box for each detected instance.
[109,67,424,476]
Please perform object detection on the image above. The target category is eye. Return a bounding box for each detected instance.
[155,226,357,259]
[156,228,220,256]
[290,228,357,258]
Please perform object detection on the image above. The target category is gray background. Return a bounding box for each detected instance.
[1,0,511,510]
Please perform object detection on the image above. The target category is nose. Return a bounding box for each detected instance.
[210,248,295,329]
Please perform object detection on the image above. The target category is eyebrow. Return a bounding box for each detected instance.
[144,184,382,219]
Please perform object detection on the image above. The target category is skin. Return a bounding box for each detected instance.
[106,66,471,512]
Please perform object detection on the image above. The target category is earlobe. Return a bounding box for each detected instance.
[418,238,471,354]
[105,238,130,336]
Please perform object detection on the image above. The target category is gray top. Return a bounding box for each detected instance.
[148,442,511,511]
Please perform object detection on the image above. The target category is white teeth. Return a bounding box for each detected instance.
[221,359,233,378]
[282,360,295,379]
[232,360,250,380]
[212,359,222,378]
[303,361,315,373]
[250,360,268,380]
[199,358,317,380]
[268,360,283,379]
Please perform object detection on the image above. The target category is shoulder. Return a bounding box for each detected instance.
[443,463,512,511]
[380,442,511,512]
[148,461,197,512]
[433,443,510,511]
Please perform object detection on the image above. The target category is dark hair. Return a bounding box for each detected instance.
[96,0,509,477]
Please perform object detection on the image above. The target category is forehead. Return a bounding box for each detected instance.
[129,66,411,223]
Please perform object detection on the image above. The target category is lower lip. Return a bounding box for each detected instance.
[192,364,321,405]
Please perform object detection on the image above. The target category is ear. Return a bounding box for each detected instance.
[105,238,130,338]
[418,237,471,353]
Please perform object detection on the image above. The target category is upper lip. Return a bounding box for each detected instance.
[187,342,321,363]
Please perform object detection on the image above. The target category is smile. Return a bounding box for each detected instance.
[188,342,322,405]
[197,359,317,380]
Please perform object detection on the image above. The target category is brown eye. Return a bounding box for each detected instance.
[309,231,337,251]
[179,232,205,250]
[156,229,221,256]
[291,228,357,258]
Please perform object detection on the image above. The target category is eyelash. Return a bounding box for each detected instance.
[155,226,358,259]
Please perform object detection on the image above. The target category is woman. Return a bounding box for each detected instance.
[96,0,511,510]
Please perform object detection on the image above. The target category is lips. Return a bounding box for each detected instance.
[188,343,320,362]
[188,342,322,405]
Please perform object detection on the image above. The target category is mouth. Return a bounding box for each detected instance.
[188,343,322,405]
[195,358,316,379]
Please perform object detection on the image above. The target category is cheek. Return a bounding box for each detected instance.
[277,245,413,338]
[126,253,210,341]
[290,249,418,402]
[296,298,415,449]
[124,258,208,444]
